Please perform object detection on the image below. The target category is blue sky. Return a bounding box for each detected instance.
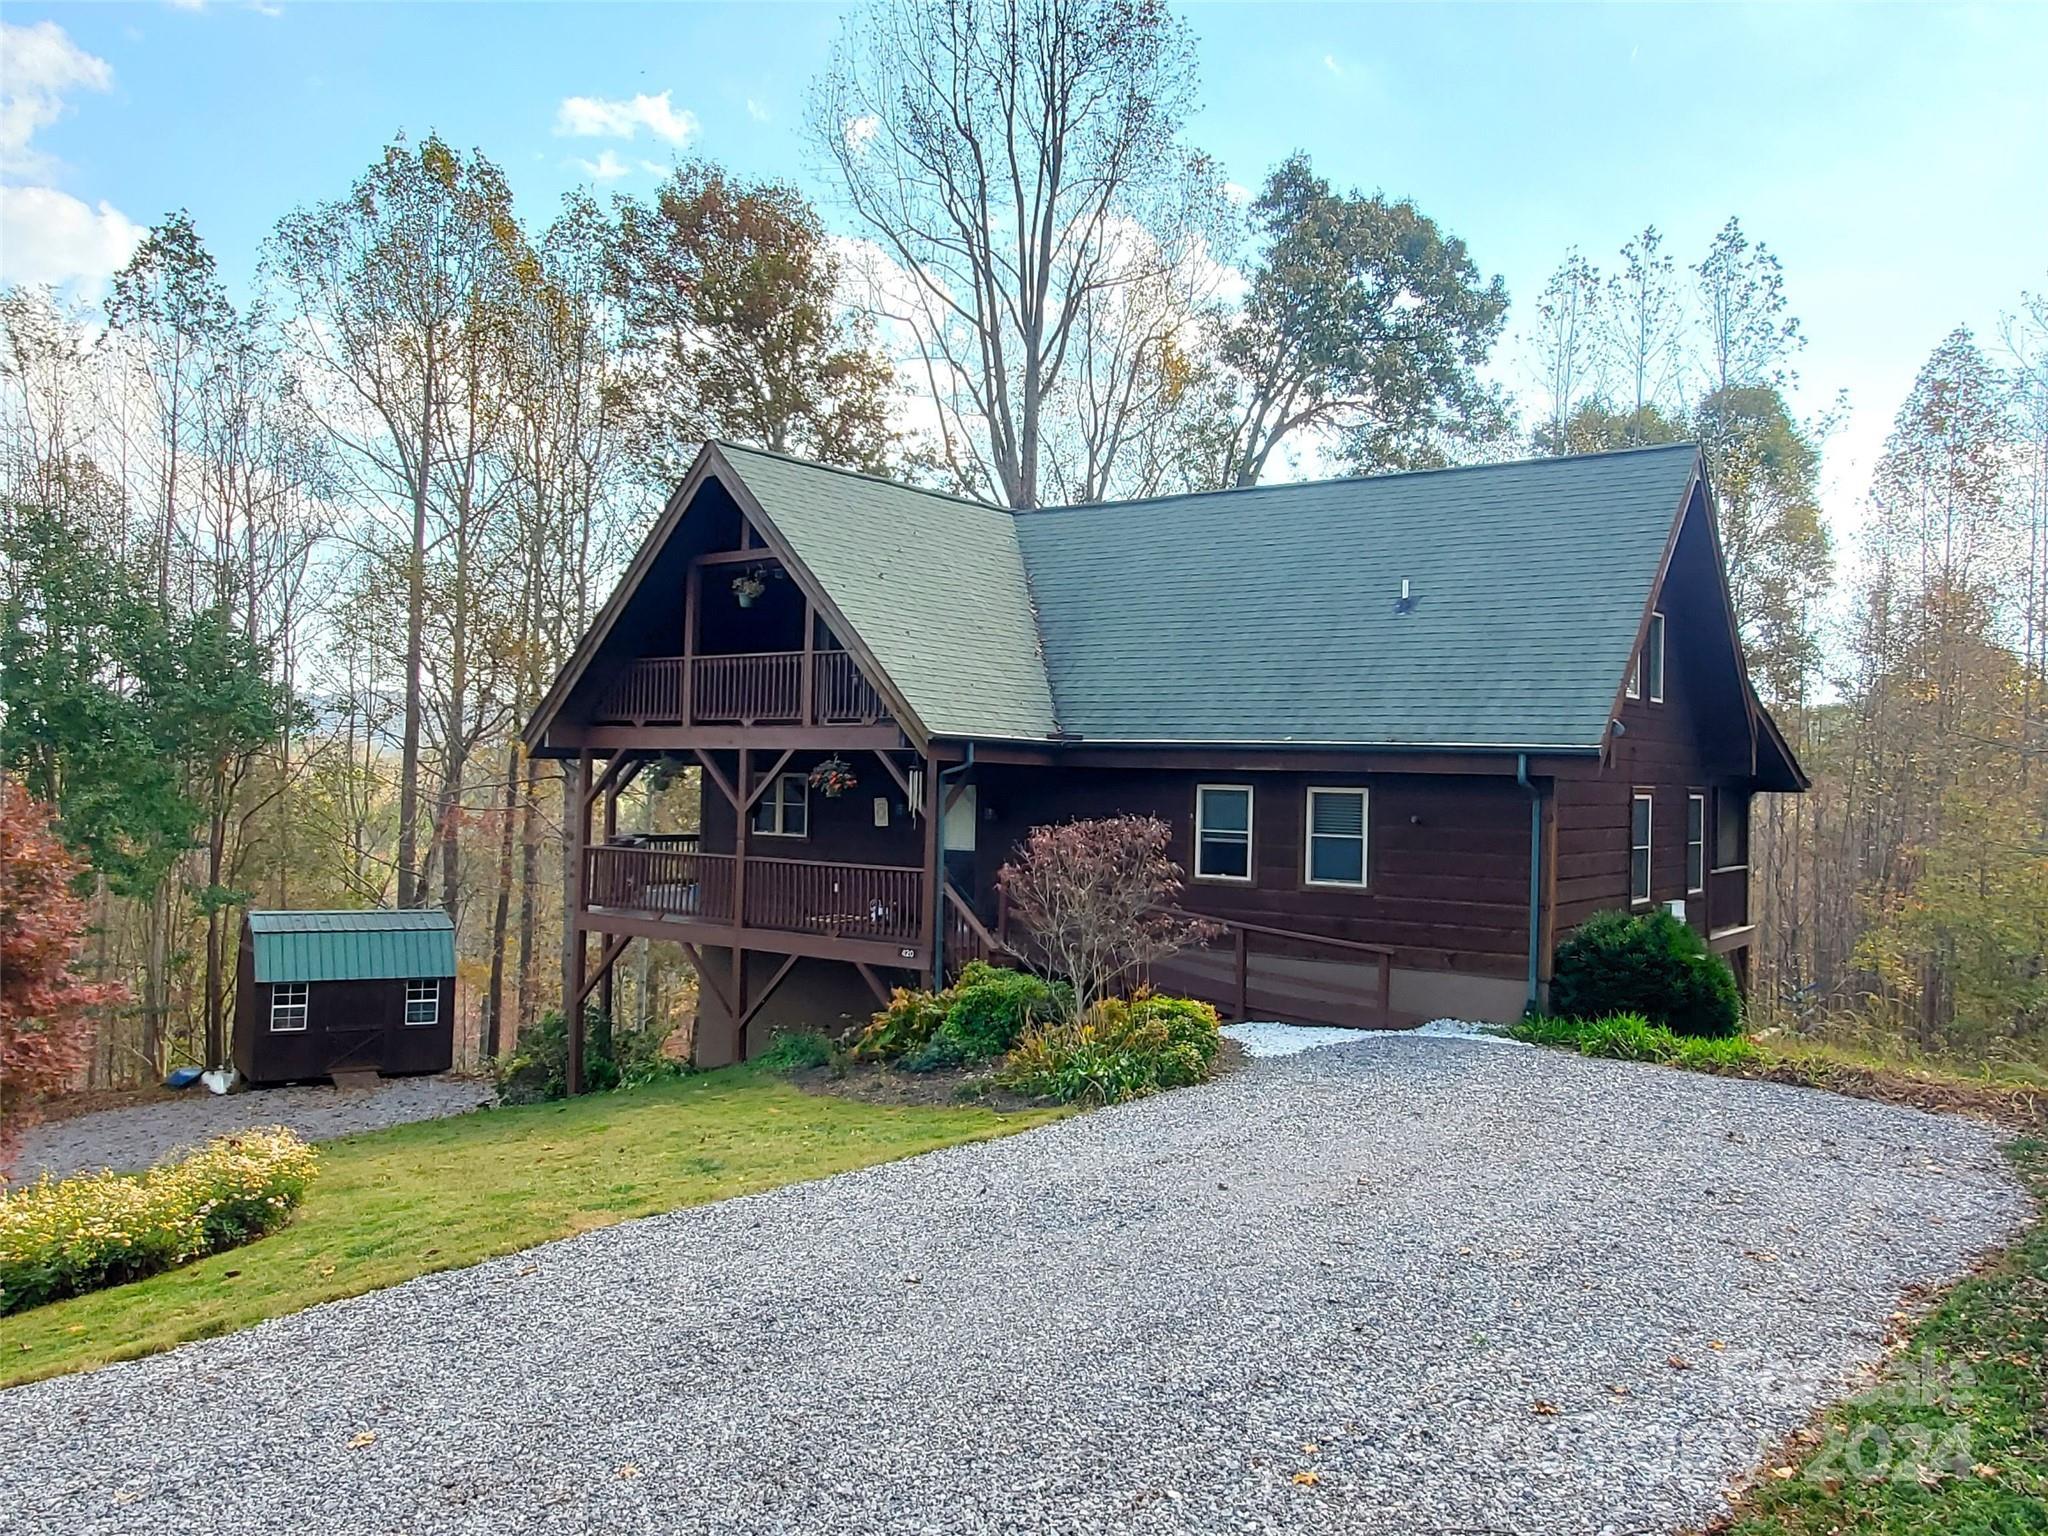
[4,1,2044,527]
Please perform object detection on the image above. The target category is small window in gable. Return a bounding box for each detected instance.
[1631,792,1653,906]
[751,773,809,838]
[1194,785,1253,883]
[271,981,309,1033]
[1304,787,1368,888]
[1647,611,1666,703]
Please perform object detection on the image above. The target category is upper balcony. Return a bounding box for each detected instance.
[590,651,891,730]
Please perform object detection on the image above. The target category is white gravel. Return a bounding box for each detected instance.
[1223,1018,1520,1056]
[0,1036,2029,1535]
[11,1075,494,1185]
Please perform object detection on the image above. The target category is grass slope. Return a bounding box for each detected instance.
[1718,1140,2047,1535]
[2,1068,1059,1388]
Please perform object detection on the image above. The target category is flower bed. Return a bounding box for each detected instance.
[0,1127,318,1314]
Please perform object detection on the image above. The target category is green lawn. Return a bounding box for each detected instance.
[1721,1140,2048,1534]
[2,1068,1060,1387]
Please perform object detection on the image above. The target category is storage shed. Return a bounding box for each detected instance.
[234,910,457,1085]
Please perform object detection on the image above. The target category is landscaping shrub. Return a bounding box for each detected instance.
[850,965,1071,1070]
[850,986,948,1063]
[493,1007,682,1103]
[753,1030,834,1073]
[0,1128,318,1314]
[1551,909,1743,1038]
[938,963,1069,1057]
[998,990,1222,1105]
[1511,1012,1760,1072]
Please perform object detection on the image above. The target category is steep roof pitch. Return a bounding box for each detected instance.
[717,445,1057,741]
[247,910,456,984]
[1013,444,1701,748]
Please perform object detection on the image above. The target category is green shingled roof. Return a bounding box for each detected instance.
[248,910,456,985]
[717,444,1058,741]
[714,441,1700,751]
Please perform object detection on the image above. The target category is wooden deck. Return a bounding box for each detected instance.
[592,653,890,730]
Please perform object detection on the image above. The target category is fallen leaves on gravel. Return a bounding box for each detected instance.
[347,1432,377,1449]
[1531,1400,1559,1416]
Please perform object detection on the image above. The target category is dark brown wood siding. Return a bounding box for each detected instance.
[233,936,454,1084]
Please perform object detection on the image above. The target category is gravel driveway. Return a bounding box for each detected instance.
[0,1036,2027,1535]
[11,1075,493,1185]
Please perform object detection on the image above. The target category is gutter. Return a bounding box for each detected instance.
[1516,752,1542,1016]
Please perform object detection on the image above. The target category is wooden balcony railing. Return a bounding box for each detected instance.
[585,844,923,947]
[1709,864,1751,933]
[591,653,890,730]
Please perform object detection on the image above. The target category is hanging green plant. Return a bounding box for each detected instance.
[809,755,859,798]
[731,569,767,607]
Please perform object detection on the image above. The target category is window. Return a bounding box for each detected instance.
[1304,787,1369,888]
[1626,611,1666,702]
[1686,793,1706,895]
[270,981,309,1033]
[751,773,809,838]
[404,979,440,1028]
[1630,792,1653,905]
[1194,784,1253,882]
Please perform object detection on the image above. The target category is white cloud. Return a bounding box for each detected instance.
[573,149,632,181]
[842,113,880,152]
[0,185,144,291]
[746,98,771,123]
[554,90,697,146]
[1222,181,1252,206]
[1323,53,1343,77]
[1,20,113,178]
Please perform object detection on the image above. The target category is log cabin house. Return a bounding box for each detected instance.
[524,440,1804,1086]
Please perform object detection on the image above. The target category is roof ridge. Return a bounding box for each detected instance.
[711,439,1008,517]
[1019,440,1702,518]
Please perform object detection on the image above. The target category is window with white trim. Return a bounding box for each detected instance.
[1193,784,1253,882]
[270,981,309,1033]
[1686,793,1706,895]
[1626,611,1666,702]
[1304,787,1369,888]
[750,773,809,837]
[1631,792,1654,905]
[404,979,440,1028]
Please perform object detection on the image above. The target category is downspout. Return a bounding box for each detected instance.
[933,743,976,989]
[1517,752,1542,1017]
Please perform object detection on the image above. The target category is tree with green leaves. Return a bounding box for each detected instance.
[609,162,895,482]
[1215,154,1509,484]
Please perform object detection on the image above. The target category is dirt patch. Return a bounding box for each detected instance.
[31,1084,178,1125]
[1736,1053,2048,1134]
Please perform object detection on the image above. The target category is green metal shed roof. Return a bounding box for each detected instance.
[247,910,457,985]
[712,441,1700,751]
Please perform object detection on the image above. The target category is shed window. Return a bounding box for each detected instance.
[750,773,809,838]
[1631,792,1654,905]
[1304,787,1369,888]
[270,981,309,1033]
[1194,785,1253,882]
[404,979,440,1028]
[1686,793,1706,895]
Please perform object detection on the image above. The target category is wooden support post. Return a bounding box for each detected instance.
[682,561,700,726]
[565,750,593,1095]
[733,748,751,935]
[800,600,816,726]
[1233,927,1248,1022]
[737,952,801,1032]
[922,748,941,988]
[576,934,632,1009]
[599,764,621,1024]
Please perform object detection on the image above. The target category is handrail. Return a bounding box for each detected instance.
[1171,909,1398,958]
[748,854,923,877]
[945,884,1009,956]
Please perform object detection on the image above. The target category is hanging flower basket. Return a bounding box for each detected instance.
[731,570,767,608]
[809,756,859,799]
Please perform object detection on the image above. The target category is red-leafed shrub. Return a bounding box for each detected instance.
[996,815,1219,1018]
[1,782,121,1176]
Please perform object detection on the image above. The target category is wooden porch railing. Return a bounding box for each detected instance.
[692,651,803,724]
[1709,864,1751,933]
[591,652,890,729]
[942,885,1009,978]
[584,843,734,922]
[585,844,924,946]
